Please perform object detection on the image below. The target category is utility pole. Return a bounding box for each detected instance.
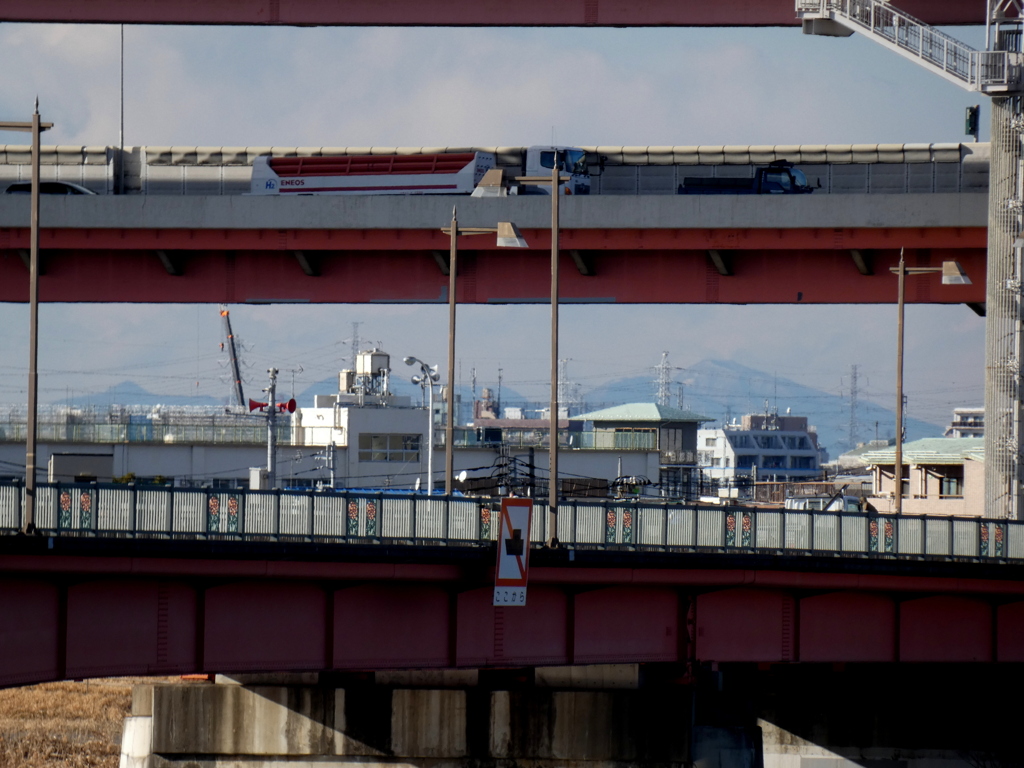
[266,368,278,489]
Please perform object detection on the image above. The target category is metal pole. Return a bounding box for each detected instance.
[267,368,278,489]
[548,156,560,546]
[445,206,457,496]
[427,377,435,495]
[895,249,905,515]
[118,24,125,195]
[25,104,42,534]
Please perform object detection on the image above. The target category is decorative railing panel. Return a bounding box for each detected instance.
[2,482,1022,563]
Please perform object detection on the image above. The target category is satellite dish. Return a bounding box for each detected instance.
[457,470,468,483]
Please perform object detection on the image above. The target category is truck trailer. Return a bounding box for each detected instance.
[678,160,815,195]
[249,145,591,196]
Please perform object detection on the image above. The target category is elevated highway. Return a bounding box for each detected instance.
[0,0,980,27]
[0,191,988,305]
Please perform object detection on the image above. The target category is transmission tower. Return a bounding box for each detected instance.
[655,351,672,406]
[848,364,859,450]
[557,359,570,406]
[350,321,361,370]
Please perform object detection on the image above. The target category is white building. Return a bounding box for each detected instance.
[943,406,984,438]
[698,412,824,485]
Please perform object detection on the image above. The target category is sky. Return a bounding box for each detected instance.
[0,20,992,442]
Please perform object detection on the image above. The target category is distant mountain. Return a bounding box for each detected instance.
[49,381,227,408]
[577,359,944,458]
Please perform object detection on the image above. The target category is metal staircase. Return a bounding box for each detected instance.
[799,0,1024,518]
[797,0,1021,93]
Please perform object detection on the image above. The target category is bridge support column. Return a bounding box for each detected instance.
[120,669,691,768]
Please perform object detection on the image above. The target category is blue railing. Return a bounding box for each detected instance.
[0,481,1019,561]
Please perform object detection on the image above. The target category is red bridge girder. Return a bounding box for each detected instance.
[0,226,987,305]
[2,552,1024,687]
[0,0,981,27]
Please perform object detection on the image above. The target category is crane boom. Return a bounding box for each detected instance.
[220,305,245,407]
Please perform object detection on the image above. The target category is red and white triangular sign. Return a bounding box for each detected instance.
[493,497,533,606]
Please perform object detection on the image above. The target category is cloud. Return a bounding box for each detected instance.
[0,21,988,440]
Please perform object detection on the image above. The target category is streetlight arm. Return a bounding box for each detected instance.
[0,121,53,131]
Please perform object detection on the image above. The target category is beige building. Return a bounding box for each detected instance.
[861,438,984,516]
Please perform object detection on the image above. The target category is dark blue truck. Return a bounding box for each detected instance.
[678,160,816,195]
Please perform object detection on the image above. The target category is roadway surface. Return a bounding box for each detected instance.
[0,193,988,305]
[0,0,981,26]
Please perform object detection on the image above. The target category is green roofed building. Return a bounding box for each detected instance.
[861,437,984,516]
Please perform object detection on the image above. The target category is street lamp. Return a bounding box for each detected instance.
[440,209,528,496]
[1,101,53,534]
[515,158,571,547]
[405,356,440,494]
[891,249,971,514]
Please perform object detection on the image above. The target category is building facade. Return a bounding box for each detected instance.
[698,412,824,487]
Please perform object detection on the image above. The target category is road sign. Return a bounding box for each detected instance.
[493,497,533,606]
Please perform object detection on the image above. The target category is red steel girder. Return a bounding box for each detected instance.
[0,0,981,26]
[0,243,987,306]
[0,225,987,251]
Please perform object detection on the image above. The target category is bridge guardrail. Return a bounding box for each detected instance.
[0,481,1016,561]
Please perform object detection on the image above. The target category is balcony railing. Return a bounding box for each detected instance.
[0,481,1018,562]
[0,422,291,445]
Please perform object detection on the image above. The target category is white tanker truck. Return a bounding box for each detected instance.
[249,145,591,196]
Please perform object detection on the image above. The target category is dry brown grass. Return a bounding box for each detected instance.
[0,678,170,768]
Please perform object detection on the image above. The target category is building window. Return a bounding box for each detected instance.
[736,455,757,469]
[705,437,717,447]
[940,468,964,497]
[358,434,421,462]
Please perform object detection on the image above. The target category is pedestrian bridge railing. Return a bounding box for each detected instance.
[0,481,1018,561]
[797,0,1019,93]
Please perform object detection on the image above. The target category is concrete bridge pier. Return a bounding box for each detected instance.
[119,666,693,768]
[119,664,1018,768]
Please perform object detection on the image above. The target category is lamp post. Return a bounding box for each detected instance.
[440,210,527,495]
[405,356,440,494]
[891,250,972,514]
[515,158,571,547]
[1,102,53,534]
